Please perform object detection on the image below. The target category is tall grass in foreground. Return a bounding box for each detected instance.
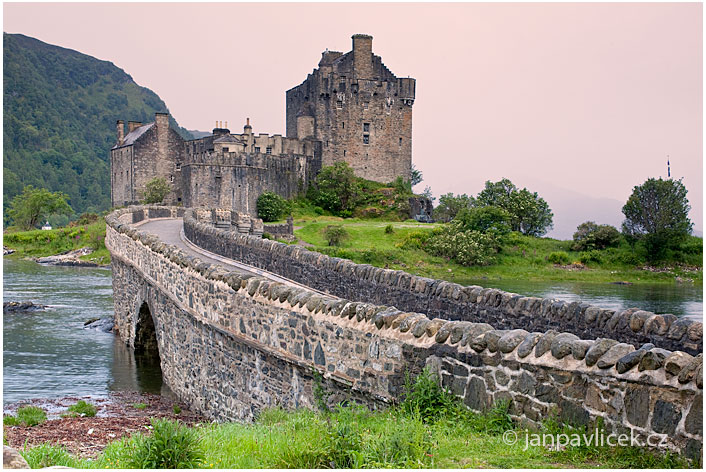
[18,368,695,469]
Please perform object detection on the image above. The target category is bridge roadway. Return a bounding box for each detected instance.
[134,218,330,296]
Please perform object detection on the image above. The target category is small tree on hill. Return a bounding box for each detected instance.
[309,162,361,216]
[8,185,73,230]
[141,177,171,204]
[622,178,693,261]
[257,192,291,222]
[476,178,553,236]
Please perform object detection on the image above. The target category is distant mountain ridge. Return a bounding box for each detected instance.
[3,32,192,219]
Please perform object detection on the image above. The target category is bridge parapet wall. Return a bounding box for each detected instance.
[182,210,702,355]
[106,206,702,457]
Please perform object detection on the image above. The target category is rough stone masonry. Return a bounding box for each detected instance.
[106,206,702,459]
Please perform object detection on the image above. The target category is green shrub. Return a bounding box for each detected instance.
[572,221,621,251]
[173,404,182,415]
[14,406,47,427]
[322,225,349,247]
[547,251,570,265]
[400,367,458,422]
[579,250,603,264]
[262,232,273,240]
[3,415,21,426]
[454,206,512,235]
[127,418,205,469]
[384,224,394,234]
[256,192,291,222]
[424,226,498,266]
[20,444,80,469]
[133,403,147,410]
[484,400,514,434]
[66,400,97,417]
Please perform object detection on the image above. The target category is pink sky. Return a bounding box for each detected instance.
[4,2,702,238]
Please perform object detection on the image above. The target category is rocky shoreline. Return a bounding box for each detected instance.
[34,247,107,268]
[3,392,204,459]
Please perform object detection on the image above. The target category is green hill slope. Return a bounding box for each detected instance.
[3,33,192,219]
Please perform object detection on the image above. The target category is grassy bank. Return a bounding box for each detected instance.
[17,371,694,469]
[291,214,702,286]
[3,221,109,265]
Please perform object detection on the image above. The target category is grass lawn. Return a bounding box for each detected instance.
[292,215,702,286]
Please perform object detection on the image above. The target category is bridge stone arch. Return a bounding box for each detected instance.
[135,301,160,357]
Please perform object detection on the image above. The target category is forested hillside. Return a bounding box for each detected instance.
[3,33,192,218]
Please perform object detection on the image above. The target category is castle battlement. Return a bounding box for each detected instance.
[110,34,412,217]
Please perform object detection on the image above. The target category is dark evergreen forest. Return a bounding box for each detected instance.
[3,33,192,218]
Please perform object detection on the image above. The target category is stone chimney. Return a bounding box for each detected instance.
[116,120,124,146]
[127,121,143,133]
[244,118,252,136]
[352,34,373,78]
[155,112,169,131]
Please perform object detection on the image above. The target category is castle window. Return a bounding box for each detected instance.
[336,100,343,109]
[170,175,174,183]
[339,82,346,92]
[223,147,229,153]
[363,135,369,145]
[254,147,260,154]
[363,123,370,132]
[343,150,346,157]
[399,138,403,146]
[342,122,345,129]
[266,147,272,155]
[326,140,329,147]
[176,163,182,170]
[363,102,369,109]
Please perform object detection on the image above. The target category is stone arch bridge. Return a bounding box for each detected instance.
[105,206,702,457]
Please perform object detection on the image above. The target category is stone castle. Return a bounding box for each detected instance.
[110,34,416,213]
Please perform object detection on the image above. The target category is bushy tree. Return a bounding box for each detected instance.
[8,185,73,230]
[141,177,171,204]
[309,162,361,217]
[256,192,291,222]
[476,178,553,236]
[454,206,512,236]
[622,178,693,261]
[572,221,621,251]
[433,193,474,223]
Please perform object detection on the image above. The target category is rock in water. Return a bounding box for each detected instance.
[3,301,47,313]
[3,446,29,469]
[3,246,15,256]
[84,317,114,333]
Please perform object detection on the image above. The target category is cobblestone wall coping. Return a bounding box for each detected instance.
[106,206,703,390]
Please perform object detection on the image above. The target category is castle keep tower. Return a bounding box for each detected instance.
[286,34,416,183]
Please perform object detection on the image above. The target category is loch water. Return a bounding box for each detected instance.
[2,257,702,405]
[3,258,166,405]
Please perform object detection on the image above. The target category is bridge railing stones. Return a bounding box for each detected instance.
[182,208,702,356]
[106,206,702,457]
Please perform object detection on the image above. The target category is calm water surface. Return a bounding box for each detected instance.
[3,258,165,405]
[463,278,702,320]
[3,258,702,405]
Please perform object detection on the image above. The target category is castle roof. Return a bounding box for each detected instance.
[213,134,244,144]
[112,122,154,149]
